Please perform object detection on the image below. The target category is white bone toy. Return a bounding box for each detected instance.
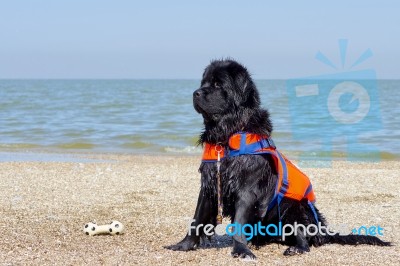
[83,221,125,236]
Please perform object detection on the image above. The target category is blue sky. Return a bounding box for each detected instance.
[0,1,398,79]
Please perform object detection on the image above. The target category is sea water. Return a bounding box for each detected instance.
[0,79,398,160]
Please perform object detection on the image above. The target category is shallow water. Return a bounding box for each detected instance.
[0,79,398,160]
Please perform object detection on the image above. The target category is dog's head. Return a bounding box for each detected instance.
[193,59,261,122]
[194,59,272,143]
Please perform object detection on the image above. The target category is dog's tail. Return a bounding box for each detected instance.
[325,233,391,246]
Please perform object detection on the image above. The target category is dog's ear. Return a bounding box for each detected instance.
[235,72,250,92]
[234,73,260,108]
[228,62,253,92]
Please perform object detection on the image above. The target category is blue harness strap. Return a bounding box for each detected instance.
[229,133,275,157]
[308,201,319,224]
[239,133,247,155]
[265,150,289,221]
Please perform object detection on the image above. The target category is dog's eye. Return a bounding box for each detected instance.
[214,82,221,88]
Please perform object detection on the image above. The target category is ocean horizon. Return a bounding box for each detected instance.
[1,79,399,161]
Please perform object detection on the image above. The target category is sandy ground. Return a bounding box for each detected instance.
[0,153,399,265]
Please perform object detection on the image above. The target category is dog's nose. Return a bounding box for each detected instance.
[193,89,202,98]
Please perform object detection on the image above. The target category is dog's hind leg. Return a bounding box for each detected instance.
[283,225,310,256]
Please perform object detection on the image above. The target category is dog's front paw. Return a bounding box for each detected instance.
[164,237,198,251]
[231,243,257,260]
[283,246,310,256]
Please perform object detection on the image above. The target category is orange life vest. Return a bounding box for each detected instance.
[202,132,318,222]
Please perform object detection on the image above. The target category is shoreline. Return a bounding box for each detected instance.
[0,149,397,163]
[0,153,399,265]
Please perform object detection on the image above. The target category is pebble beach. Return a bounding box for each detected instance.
[0,153,398,265]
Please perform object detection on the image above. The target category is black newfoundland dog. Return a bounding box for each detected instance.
[166,59,390,260]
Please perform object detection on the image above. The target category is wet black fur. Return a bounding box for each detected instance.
[165,59,391,259]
